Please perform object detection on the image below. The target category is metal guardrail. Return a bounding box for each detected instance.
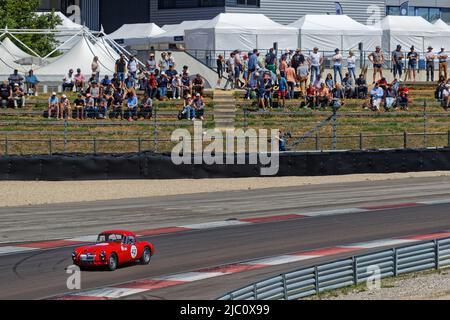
[218,236,450,300]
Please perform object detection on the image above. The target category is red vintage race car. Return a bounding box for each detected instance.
[72,230,155,271]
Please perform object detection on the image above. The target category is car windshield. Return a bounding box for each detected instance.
[97,233,123,243]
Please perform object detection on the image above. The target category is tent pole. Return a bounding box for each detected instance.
[101,32,146,67]
[42,28,85,60]
[6,31,42,58]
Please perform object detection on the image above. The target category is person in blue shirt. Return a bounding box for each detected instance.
[157,73,169,99]
[384,83,397,111]
[48,92,59,118]
[25,70,39,96]
[248,50,259,79]
[100,75,111,87]
[126,92,138,122]
[370,82,384,111]
[278,72,288,108]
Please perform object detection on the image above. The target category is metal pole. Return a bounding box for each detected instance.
[403,131,408,149]
[359,132,363,150]
[49,138,52,155]
[435,239,440,270]
[423,100,427,148]
[153,106,158,152]
[315,132,320,151]
[4,136,8,156]
[448,130,450,148]
[93,137,97,154]
[138,137,142,153]
[282,274,288,300]
[64,116,68,153]
[332,108,337,150]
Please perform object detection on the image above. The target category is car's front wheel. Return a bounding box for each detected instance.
[140,247,151,265]
[108,253,118,271]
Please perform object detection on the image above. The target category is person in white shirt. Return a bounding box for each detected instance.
[128,56,138,79]
[91,56,100,82]
[171,75,182,99]
[332,48,343,83]
[425,46,436,82]
[309,47,323,84]
[347,50,357,81]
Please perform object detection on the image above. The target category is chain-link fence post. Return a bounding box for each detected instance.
[4,136,8,156]
[332,108,337,150]
[153,106,158,152]
[423,100,427,148]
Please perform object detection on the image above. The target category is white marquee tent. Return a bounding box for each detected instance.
[431,19,450,50]
[108,23,166,46]
[35,36,117,81]
[375,16,438,53]
[184,13,299,51]
[289,15,382,52]
[1,37,35,60]
[153,20,210,44]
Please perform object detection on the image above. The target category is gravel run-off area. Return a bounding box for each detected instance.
[1,171,450,207]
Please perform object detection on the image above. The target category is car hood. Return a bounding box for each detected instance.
[75,243,112,254]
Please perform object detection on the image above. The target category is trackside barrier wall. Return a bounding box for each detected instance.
[1,148,450,180]
[218,237,450,300]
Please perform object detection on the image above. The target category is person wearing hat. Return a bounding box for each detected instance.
[48,92,59,119]
[12,83,25,109]
[291,49,304,72]
[406,46,418,82]
[59,94,72,120]
[425,46,436,82]
[25,70,39,96]
[392,45,404,79]
[332,48,343,84]
[368,46,385,84]
[84,93,96,119]
[146,53,157,75]
[193,93,205,121]
[309,47,323,84]
[438,48,448,80]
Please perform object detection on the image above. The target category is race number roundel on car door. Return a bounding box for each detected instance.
[130,245,138,259]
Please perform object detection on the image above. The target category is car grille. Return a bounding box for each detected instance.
[80,253,96,262]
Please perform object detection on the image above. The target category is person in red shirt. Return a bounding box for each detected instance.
[304,84,317,109]
[397,84,409,110]
[147,73,158,99]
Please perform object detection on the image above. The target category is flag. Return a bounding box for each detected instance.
[400,1,409,16]
[335,2,343,15]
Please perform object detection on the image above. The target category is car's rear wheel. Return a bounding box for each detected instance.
[108,253,118,271]
[140,247,151,265]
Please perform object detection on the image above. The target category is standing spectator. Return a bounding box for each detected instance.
[192,74,205,96]
[438,48,448,80]
[115,54,127,83]
[167,52,176,68]
[128,55,138,79]
[296,61,309,97]
[158,52,168,73]
[74,68,85,92]
[126,92,138,122]
[48,92,59,118]
[146,53,157,74]
[246,72,259,100]
[278,71,288,108]
[225,52,236,90]
[91,56,100,82]
[425,46,436,82]
[88,81,101,106]
[8,69,24,86]
[346,50,357,81]
[216,54,225,88]
[332,48,343,83]
[279,56,288,75]
[60,94,71,119]
[248,49,259,76]
[285,63,296,100]
[242,54,249,85]
[171,74,182,100]
[368,46,385,84]
[73,93,85,120]
[265,48,277,75]
[392,45,404,79]
[291,49,304,72]
[309,47,323,84]
[234,50,243,88]
[25,70,39,96]
[406,46,418,82]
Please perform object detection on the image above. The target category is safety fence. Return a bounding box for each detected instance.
[218,237,450,300]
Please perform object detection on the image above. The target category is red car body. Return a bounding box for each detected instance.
[72,230,155,271]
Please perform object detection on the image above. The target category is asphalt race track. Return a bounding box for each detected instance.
[1,176,450,300]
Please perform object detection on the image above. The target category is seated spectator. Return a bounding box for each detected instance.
[60,94,71,119]
[97,97,108,119]
[193,93,205,120]
[331,83,345,108]
[370,82,384,111]
[442,83,450,111]
[88,73,97,84]
[179,95,195,121]
[84,93,96,119]
[245,72,259,100]
[103,83,115,108]
[392,78,400,93]
[8,69,24,87]
[342,72,354,98]
[140,95,153,119]
[355,74,368,99]
[171,74,182,100]
[25,70,39,96]
[126,92,138,122]
[73,93,85,120]
[101,75,111,87]
[12,84,25,108]
[303,84,317,109]
[146,53,157,74]
[88,81,101,106]
[62,69,75,92]
[157,73,169,99]
[384,83,397,111]
[111,92,124,120]
[48,92,59,118]
[278,71,288,108]
[317,83,330,109]
[397,84,410,111]
[166,65,178,83]
[325,73,334,91]
[111,73,121,91]
[377,77,388,92]
[313,74,324,90]
[74,68,85,92]
[181,73,192,99]
[192,74,205,96]
[0,81,12,108]
[147,73,158,99]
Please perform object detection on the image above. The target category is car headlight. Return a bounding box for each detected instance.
[71,251,77,259]
[100,251,106,260]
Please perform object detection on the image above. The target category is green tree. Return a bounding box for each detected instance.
[0,0,62,56]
